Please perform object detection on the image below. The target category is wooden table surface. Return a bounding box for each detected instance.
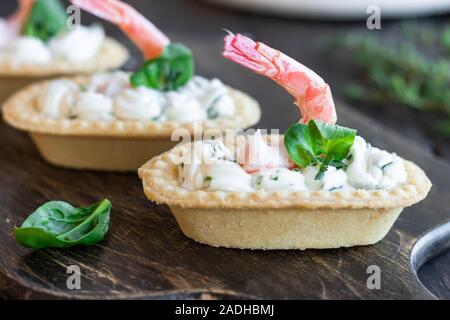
[0,0,449,299]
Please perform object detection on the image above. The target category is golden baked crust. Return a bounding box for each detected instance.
[0,37,128,77]
[30,133,179,171]
[169,206,404,249]
[2,76,261,138]
[138,137,432,210]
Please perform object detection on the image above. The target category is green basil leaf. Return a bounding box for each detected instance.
[22,0,67,42]
[14,227,71,248]
[15,199,111,249]
[308,120,357,161]
[130,43,194,91]
[284,123,316,167]
[284,120,356,170]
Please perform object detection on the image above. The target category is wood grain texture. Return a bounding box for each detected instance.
[1,103,449,299]
[0,0,449,299]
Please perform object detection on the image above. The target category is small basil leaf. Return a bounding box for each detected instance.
[130,43,194,91]
[20,201,92,235]
[284,123,315,167]
[308,120,356,161]
[284,120,356,169]
[318,155,334,175]
[15,199,111,249]
[330,160,347,170]
[15,227,70,249]
[57,200,110,244]
[22,0,67,42]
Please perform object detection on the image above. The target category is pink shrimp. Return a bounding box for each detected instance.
[7,0,34,32]
[238,130,294,173]
[0,0,34,47]
[70,0,170,60]
[223,33,337,124]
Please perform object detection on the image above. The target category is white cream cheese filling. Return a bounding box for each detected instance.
[71,92,113,121]
[4,36,52,65]
[346,136,407,189]
[0,19,18,48]
[114,87,162,120]
[178,136,408,192]
[36,73,236,122]
[0,22,105,65]
[37,79,78,118]
[48,25,105,63]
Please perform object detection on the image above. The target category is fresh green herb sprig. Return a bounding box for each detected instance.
[15,199,111,249]
[22,0,67,42]
[130,43,194,91]
[335,25,450,136]
[284,120,356,173]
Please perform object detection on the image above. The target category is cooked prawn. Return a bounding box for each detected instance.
[223,33,337,124]
[8,0,34,31]
[238,130,294,173]
[70,0,170,59]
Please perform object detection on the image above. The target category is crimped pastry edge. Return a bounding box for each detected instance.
[0,38,128,77]
[2,75,261,138]
[138,137,432,210]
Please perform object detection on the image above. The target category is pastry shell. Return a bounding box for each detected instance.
[0,37,128,102]
[138,137,432,250]
[2,76,261,171]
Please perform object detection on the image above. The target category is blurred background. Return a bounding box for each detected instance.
[1,0,449,298]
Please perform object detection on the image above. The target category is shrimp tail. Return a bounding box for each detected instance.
[70,0,170,60]
[8,0,35,31]
[223,33,337,124]
[223,33,275,75]
[239,130,294,173]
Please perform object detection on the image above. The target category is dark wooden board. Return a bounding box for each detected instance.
[1,102,449,299]
[1,0,450,300]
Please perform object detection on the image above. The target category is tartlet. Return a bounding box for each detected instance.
[138,136,431,249]
[2,76,260,171]
[138,32,431,250]
[0,0,128,102]
[0,37,128,103]
[2,1,261,171]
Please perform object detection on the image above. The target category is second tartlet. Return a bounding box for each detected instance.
[0,0,128,102]
[2,0,260,171]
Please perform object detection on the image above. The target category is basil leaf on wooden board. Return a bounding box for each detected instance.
[22,0,67,42]
[15,199,111,249]
[130,43,194,91]
[284,120,356,171]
